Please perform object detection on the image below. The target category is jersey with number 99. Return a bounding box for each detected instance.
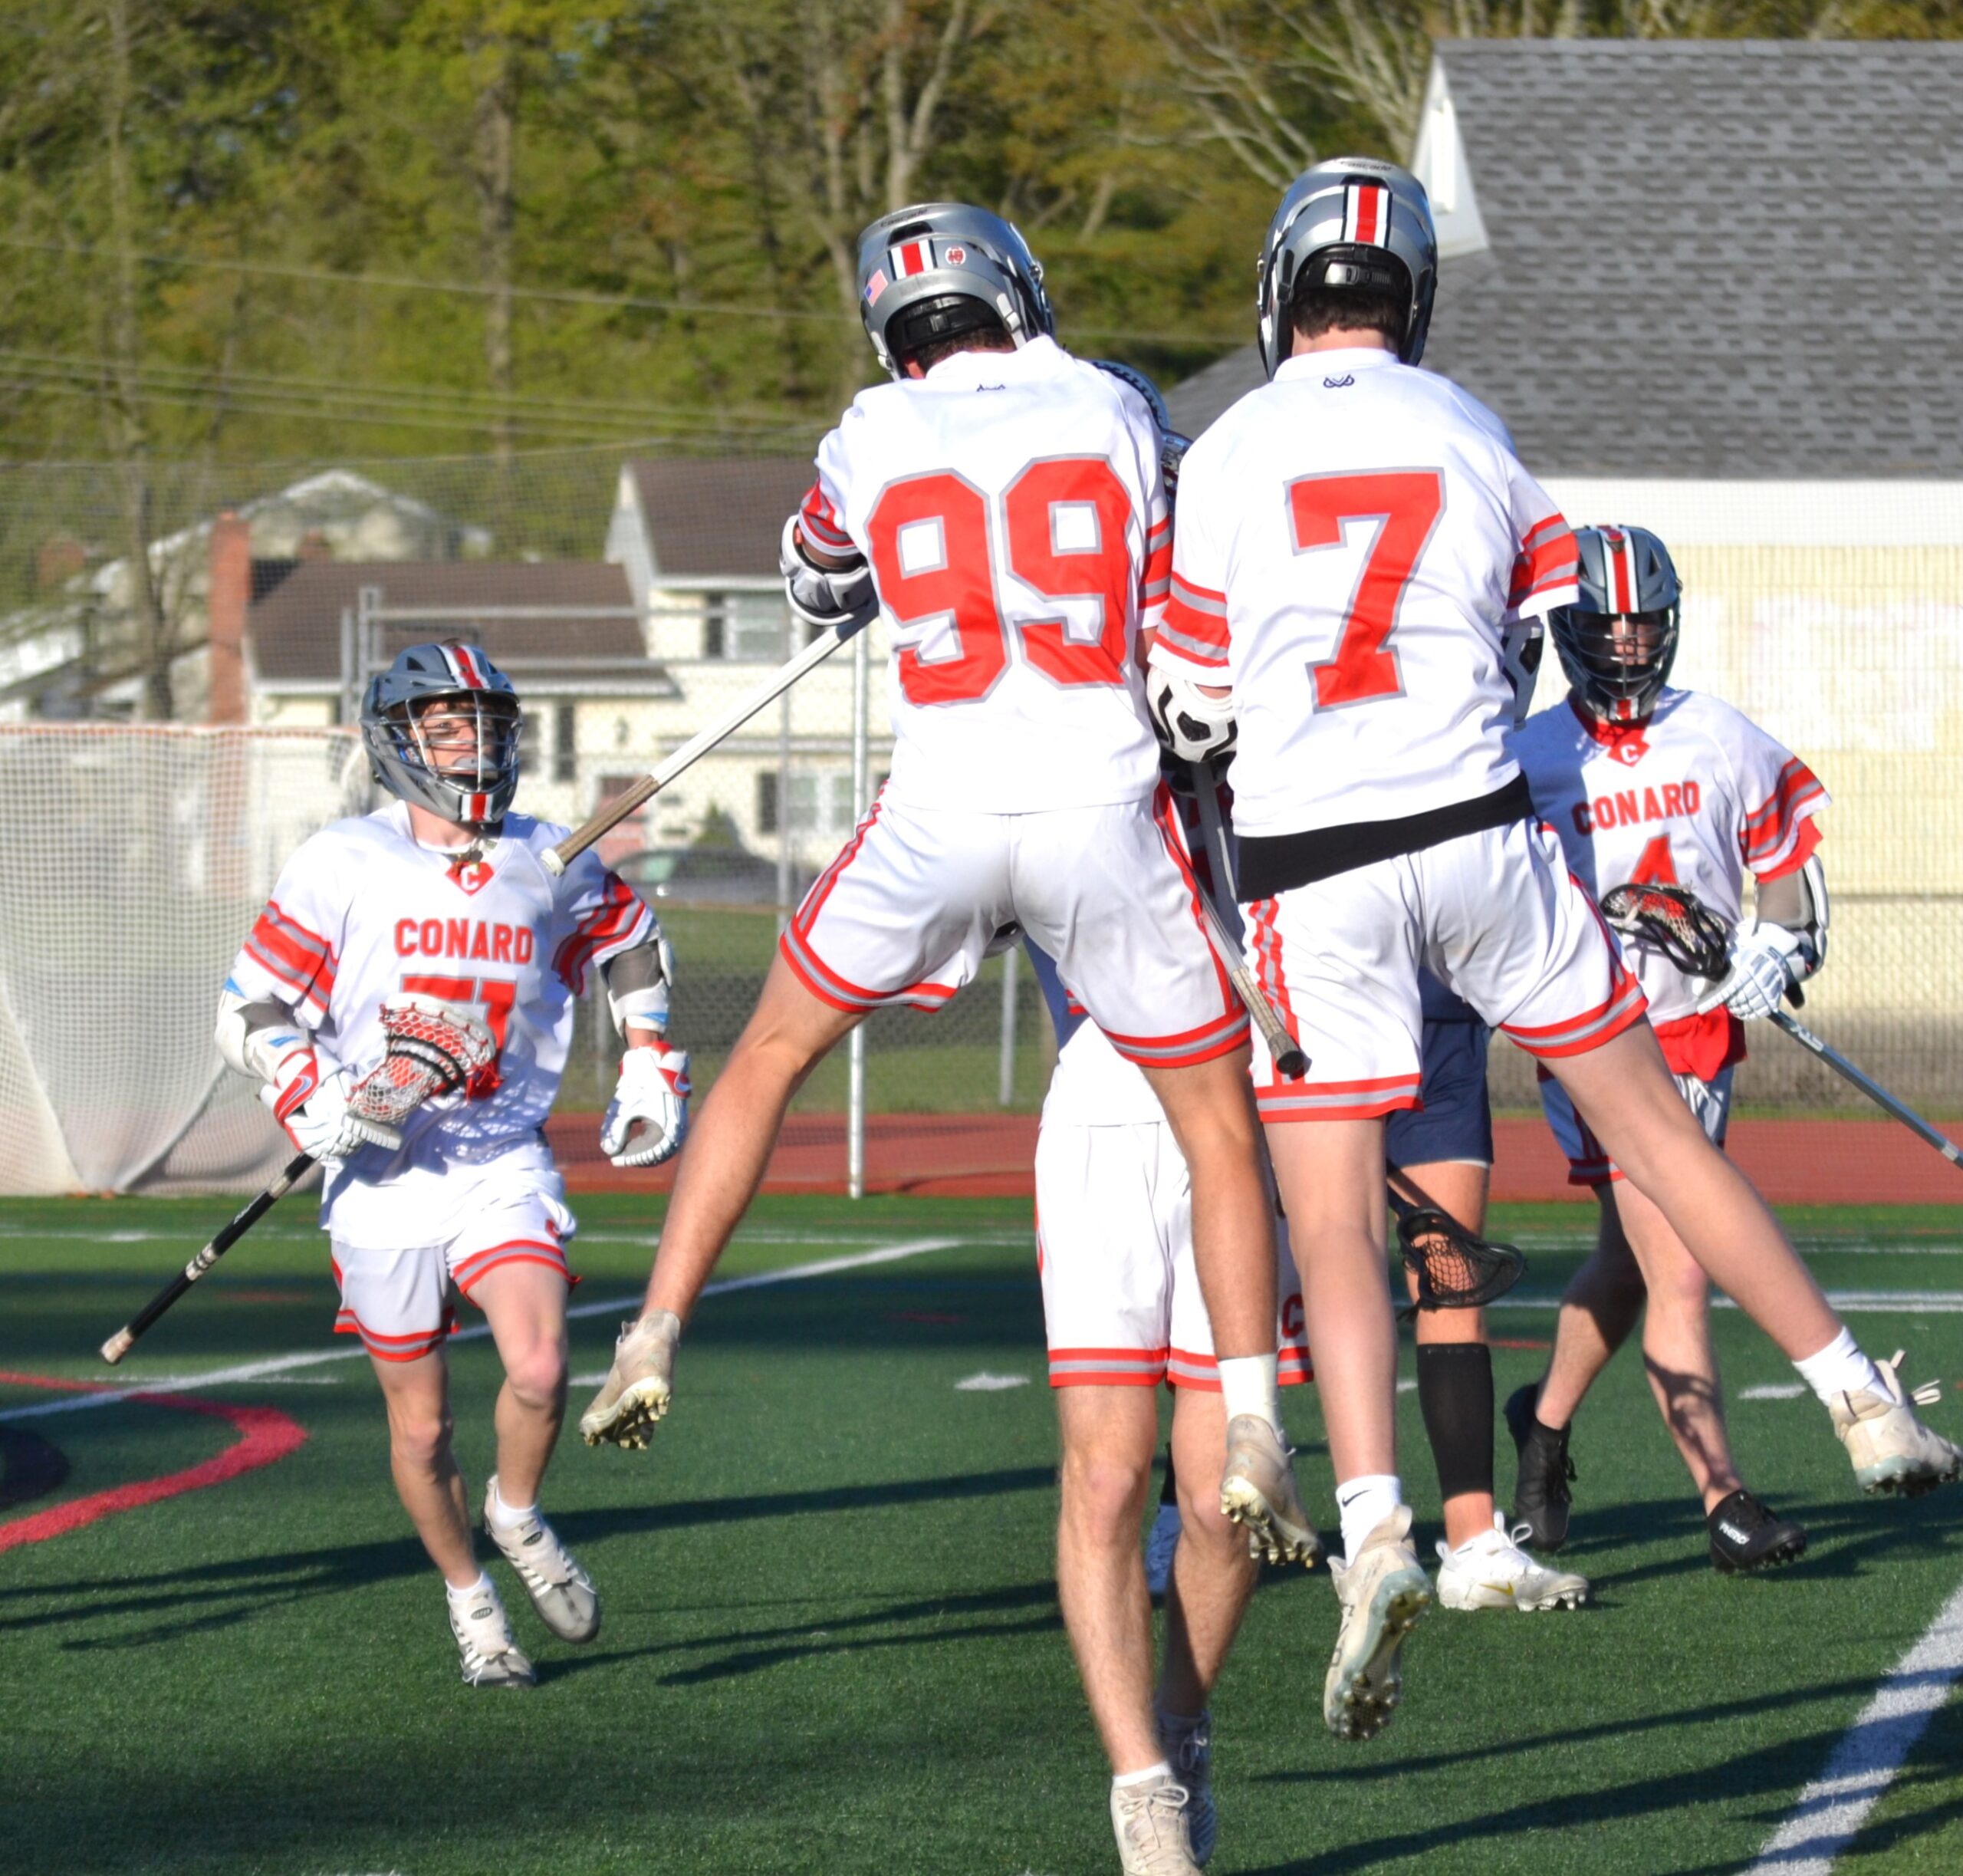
[1149,348,1577,841]
[799,334,1169,815]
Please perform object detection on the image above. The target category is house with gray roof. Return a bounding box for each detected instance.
[1167,40,1963,1108]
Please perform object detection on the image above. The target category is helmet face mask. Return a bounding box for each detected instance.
[857,203,1054,380]
[361,642,524,828]
[1549,527,1683,726]
[1257,158,1439,377]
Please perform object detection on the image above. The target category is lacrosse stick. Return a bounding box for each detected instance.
[100,996,496,1364]
[1600,881,1963,1175]
[544,614,870,876]
[1386,1167,1527,1317]
[1187,762,1308,1080]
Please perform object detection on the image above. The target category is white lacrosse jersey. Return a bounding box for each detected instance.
[800,335,1169,815]
[1150,347,1578,843]
[226,801,653,1247]
[1512,687,1827,1071]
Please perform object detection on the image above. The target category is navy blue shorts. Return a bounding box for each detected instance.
[1384,1016,1494,1170]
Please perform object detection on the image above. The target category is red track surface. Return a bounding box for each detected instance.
[550,1113,1963,1205]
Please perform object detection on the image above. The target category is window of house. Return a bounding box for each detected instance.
[788,771,857,838]
[755,770,778,836]
[552,702,577,782]
[703,591,790,661]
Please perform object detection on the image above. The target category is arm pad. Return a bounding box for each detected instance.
[1754,853,1829,975]
[215,986,310,1081]
[600,933,675,1035]
[781,514,876,633]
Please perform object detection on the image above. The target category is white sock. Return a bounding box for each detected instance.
[1218,1354,1281,1433]
[487,1479,536,1529]
[1335,1474,1402,1563]
[446,1570,492,1604]
[1794,1327,1885,1404]
[1113,1761,1172,1790]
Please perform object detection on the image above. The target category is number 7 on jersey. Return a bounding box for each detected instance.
[1287,470,1443,709]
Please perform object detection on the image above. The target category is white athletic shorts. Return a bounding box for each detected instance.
[1245,819,1646,1124]
[1034,1117,1312,1391]
[1540,1064,1734,1188]
[782,785,1249,1069]
[330,1177,577,1362]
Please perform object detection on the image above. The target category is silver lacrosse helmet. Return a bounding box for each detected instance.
[1549,526,1683,726]
[360,640,524,827]
[857,203,1055,379]
[1255,157,1439,377]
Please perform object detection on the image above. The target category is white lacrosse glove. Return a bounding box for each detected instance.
[1146,666,1237,768]
[780,514,876,634]
[261,1042,403,1160]
[1698,921,1815,1022]
[600,1045,691,1168]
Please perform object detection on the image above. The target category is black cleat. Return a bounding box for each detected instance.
[1706,1489,1808,1575]
[1505,1382,1575,1553]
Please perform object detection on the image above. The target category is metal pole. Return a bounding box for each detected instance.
[776,611,794,934]
[997,942,1020,1107]
[847,624,870,1199]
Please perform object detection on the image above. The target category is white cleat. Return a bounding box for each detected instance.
[1110,1771,1203,1876]
[1144,1500,1182,1601]
[483,1477,600,1643]
[1830,1348,1961,1497]
[577,1309,681,1449]
[447,1575,535,1689]
[1218,1415,1324,1568]
[1157,1710,1215,1867]
[1435,1512,1590,1612]
[1323,1505,1430,1741]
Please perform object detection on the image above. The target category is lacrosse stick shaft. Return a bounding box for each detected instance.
[544,616,868,875]
[1769,1010,1963,1171]
[100,1151,317,1364]
[1185,766,1307,1081]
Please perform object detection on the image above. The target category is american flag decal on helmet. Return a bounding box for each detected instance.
[1342,182,1391,246]
[1601,526,1639,613]
[892,239,932,278]
[442,643,488,690]
[864,268,889,305]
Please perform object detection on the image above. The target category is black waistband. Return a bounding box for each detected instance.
[1236,773,1534,898]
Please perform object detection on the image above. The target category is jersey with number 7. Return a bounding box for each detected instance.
[798,334,1169,814]
[1149,347,1575,843]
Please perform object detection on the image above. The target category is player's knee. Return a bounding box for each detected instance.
[1172,1476,1238,1552]
[1061,1446,1152,1545]
[390,1406,453,1472]
[502,1340,569,1411]
[1646,1253,1711,1316]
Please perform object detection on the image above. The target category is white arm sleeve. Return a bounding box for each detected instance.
[214,986,310,1082]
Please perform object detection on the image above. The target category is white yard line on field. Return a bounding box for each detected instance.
[1744,1577,1963,1874]
[1488,1289,1963,1316]
[0,1236,962,1424]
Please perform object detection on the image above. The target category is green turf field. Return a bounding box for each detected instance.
[2,1194,1960,1875]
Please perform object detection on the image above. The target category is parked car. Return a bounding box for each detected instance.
[611,845,811,907]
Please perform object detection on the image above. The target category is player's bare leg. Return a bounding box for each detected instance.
[472,1259,571,1508]
[1056,1387,1165,1778]
[1550,1025,1839,1358]
[1533,1213,1647,1430]
[371,1348,477,1586]
[583,956,858,1446]
[1157,1387,1258,1716]
[473,1259,600,1641]
[646,955,860,1321]
[1606,1181,1744,1512]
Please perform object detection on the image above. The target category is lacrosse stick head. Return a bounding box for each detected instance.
[349,994,500,1131]
[1599,881,1732,983]
[1396,1207,1527,1315]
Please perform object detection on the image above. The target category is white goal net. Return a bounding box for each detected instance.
[0,726,373,1195]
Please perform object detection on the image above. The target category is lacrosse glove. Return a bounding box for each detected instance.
[261,1042,403,1159]
[1702,921,1816,1022]
[600,1045,691,1168]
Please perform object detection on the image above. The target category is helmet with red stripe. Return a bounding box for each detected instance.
[360,640,524,828]
[1549,526,1683,726]
[1256,157,1438,377]
[856,202,1054,380]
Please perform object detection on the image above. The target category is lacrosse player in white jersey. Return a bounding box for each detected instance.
[581,206,1300,1587]
[1028,916,1309,1875]
[1148,158,1958,1741]
[216,641,689,1688]
[1505,525,1859,1573]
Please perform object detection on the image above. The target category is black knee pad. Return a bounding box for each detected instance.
[1416,1341,1494,1506]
